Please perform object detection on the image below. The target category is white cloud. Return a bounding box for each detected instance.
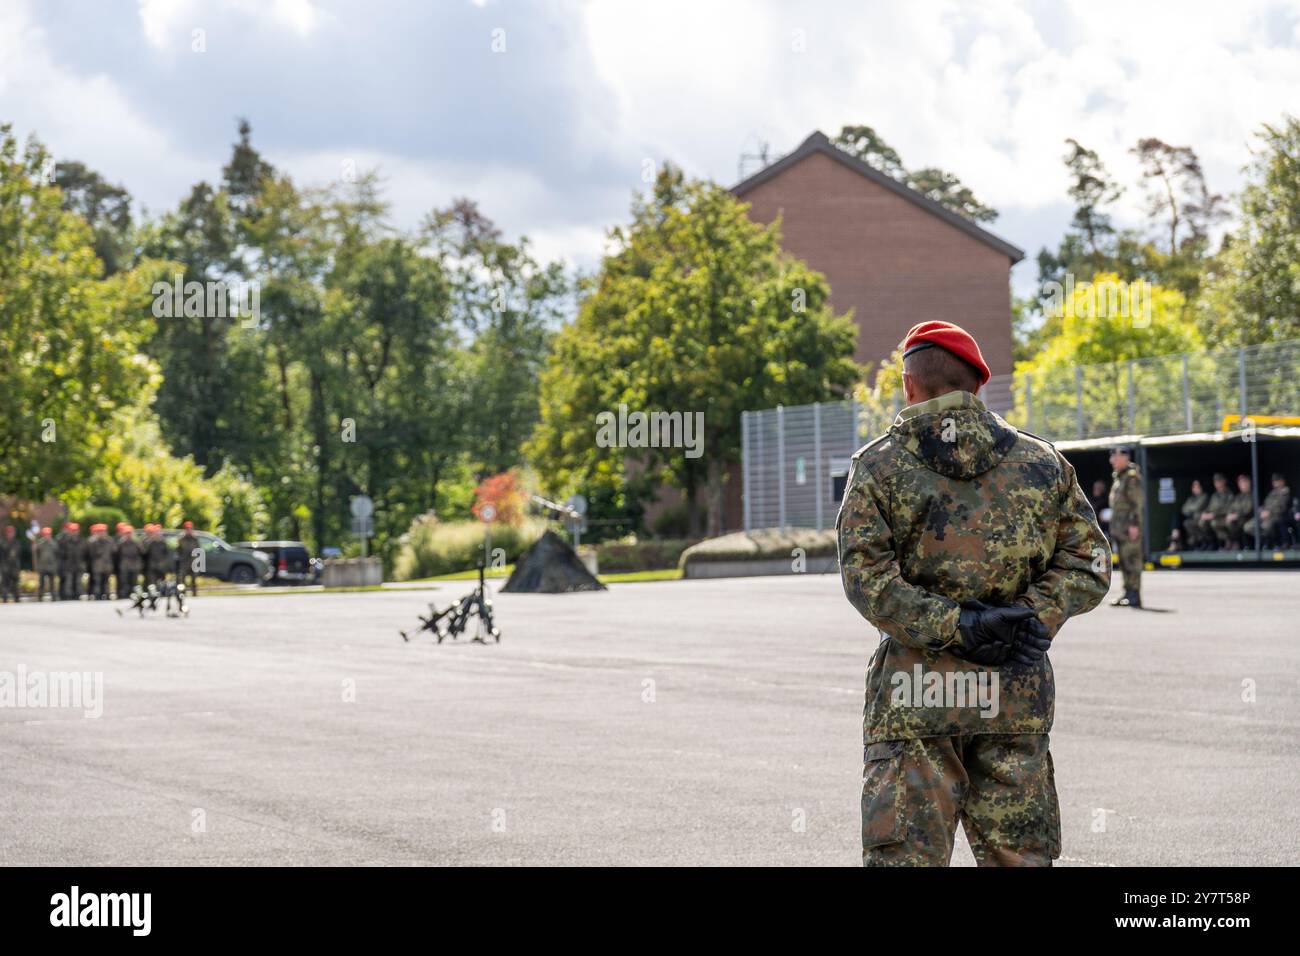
[2,0,1297,297]
[137,0,325,52]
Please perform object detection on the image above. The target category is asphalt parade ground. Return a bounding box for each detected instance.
[2,570,1297,866]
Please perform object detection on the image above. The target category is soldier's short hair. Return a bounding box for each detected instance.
[903,346,982,396]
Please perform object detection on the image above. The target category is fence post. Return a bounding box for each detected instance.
[813,402,824,531]
[755,411,765,529]
[776,404,786,530]
[1075,365,1085,439]
[1182,353,1192,431]
[741,410,752,534]
[1127,361,1135,433]
[1025,373,1034,433]
[1238,348,1248,423]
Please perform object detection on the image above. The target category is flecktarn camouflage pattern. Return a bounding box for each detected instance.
[1109,462,1144,592]
[836,389,1110,866]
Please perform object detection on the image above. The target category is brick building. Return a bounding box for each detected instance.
[645,131,1024,535]
[732,130,1023,376]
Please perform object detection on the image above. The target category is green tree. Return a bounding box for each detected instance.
[528,166,860,536]
[0,125,163,501]
[833,124,997,222]
[423,199,569,476]
[1198,115,1300,346]
[52,159,134,276]
[1013,274,1204,437]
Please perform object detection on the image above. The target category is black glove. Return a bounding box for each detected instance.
[1007,616,1052,665]
[955,600,1035,666]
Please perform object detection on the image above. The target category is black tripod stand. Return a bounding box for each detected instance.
[401,560,500,644]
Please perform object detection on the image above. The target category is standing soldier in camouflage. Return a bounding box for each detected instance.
[1202,473,1234,550]
[0,525,20,602]
[86,523,116,600]
[112,522,125,596]
[33,526,58,601]
[1224,474,1255,550]
[176,520,201,595]
[1247,473,1294,547]
[1108,446,1144,608]
[33,528,58,600]
[57,521,85,600]
[116,523,142,598]
[34,526,59,601]
[838,321,1110,867]
[144,524,170,587]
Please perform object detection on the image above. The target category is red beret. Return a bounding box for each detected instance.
[901,321,991,388]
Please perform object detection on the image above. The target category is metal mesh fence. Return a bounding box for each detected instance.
[741,339,1300,531]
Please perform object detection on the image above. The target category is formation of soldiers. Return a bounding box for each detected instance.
[1176,472,1296,551]
[0,519,203,603]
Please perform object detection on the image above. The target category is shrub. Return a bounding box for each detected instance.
[650,502,689,537]
[678,528,837,570]
[597,537,696,573]
[75,505,129,531]
[392,513,549,580]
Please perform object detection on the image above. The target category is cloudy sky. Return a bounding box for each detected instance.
[2,0,1298,295]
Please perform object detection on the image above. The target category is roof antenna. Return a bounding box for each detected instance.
[738,135,771,180]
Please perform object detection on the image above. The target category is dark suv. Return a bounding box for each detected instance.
[160,529,271,584]
[234,541,322,585]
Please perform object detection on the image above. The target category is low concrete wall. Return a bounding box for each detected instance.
[322,557,383,587]
[683,555,839,579]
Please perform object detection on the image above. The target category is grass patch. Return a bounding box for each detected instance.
[599,568,682,583]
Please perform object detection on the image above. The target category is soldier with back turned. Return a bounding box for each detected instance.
[0,525,20,603]
[57,521,84,600]
[116,523,143,597]
[143,524,170,587]
[838,321,1110,867]
[86,524,116,601]
[33,526,59,601]
[176,520,201,595]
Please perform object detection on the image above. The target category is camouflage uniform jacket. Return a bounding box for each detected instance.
[117,534,143,573]
[1180,493,1208,521]
[144,537,170,576]
[837,390,1111,743]
[1227,491,1255,522]
[87,536,116,574]
[176,532,200,572]
[56,530,84,573]
[1109,465,1143,534]
[1205,489,1234,519]
[33,537,59,574]
[0,536,19,574]
[1261,485,1292,518]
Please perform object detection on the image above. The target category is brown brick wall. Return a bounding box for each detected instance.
[737,150,1015,377]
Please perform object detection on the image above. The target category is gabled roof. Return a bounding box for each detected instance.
[731,130,1025,263]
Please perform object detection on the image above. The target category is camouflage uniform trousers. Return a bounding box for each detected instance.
[1114,536,1142,591]
[862,733,1060,867]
